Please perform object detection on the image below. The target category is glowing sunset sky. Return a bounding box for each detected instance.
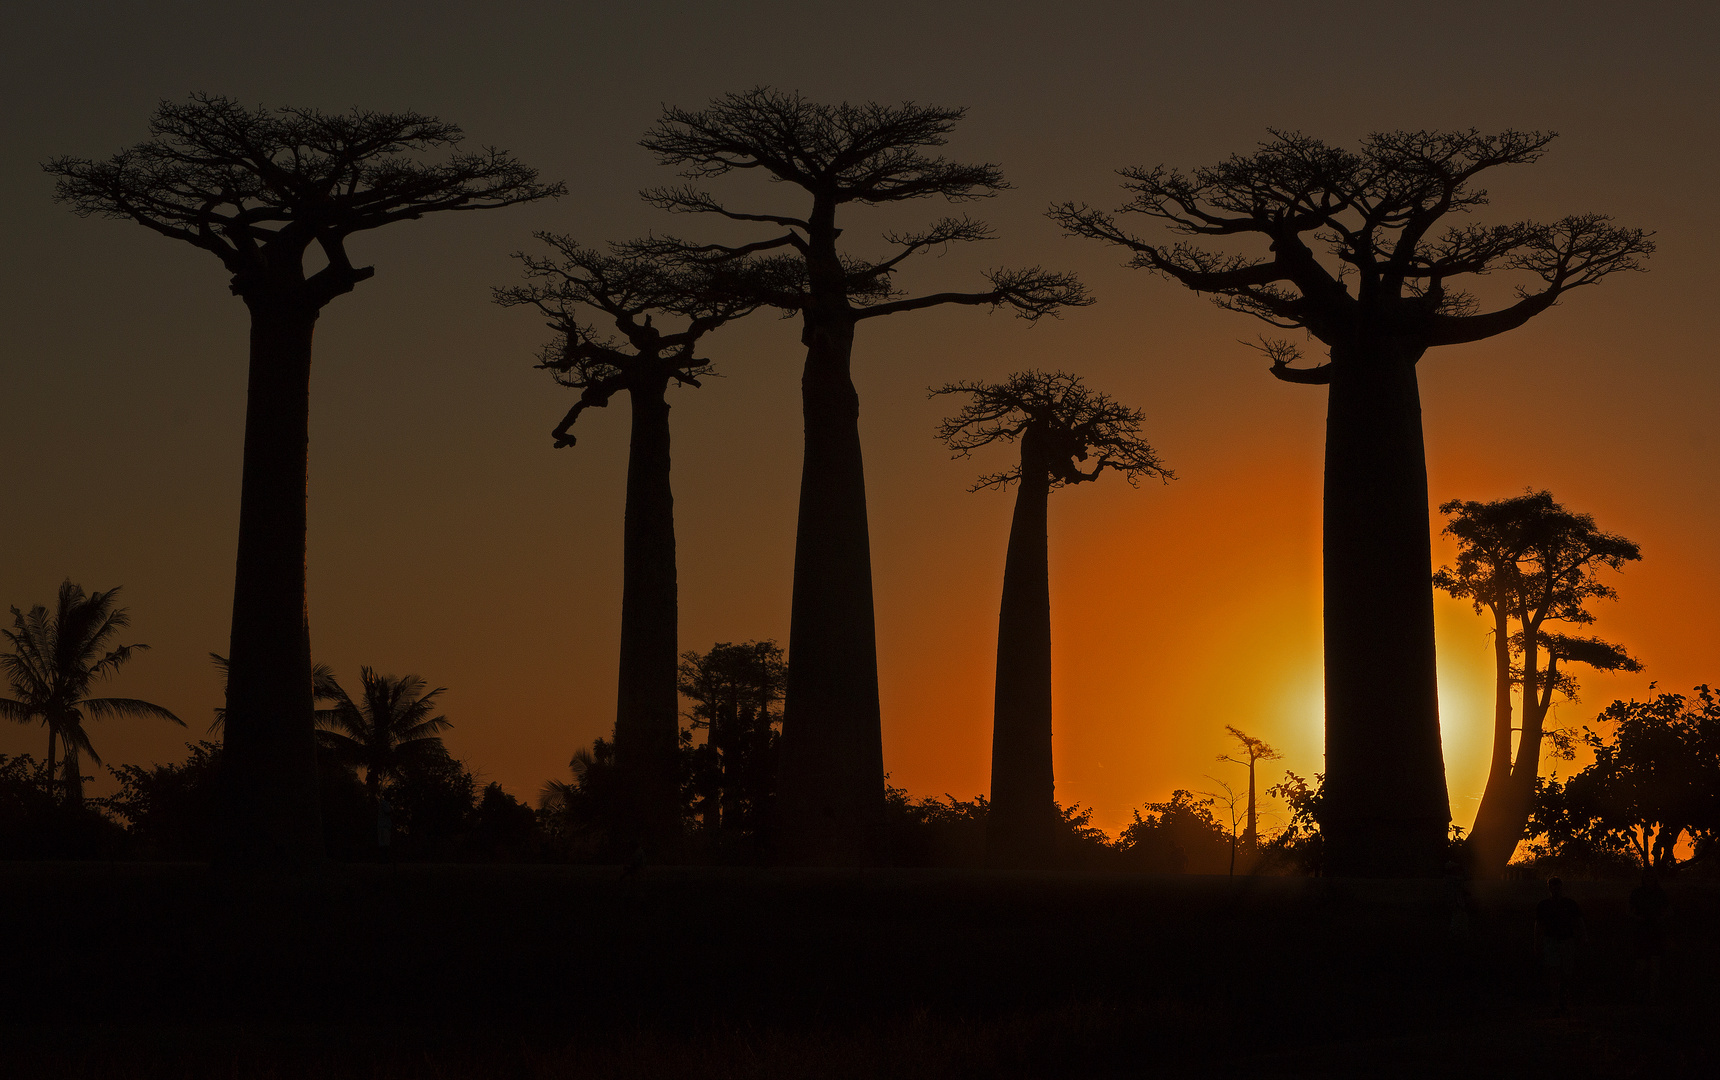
[3,2,1715,834]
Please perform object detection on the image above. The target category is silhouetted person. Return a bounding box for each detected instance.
[1630,868,1670,1004]
[1535,877,1585,1013]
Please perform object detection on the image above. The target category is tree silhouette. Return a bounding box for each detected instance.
[0,581,181,803]
[1217,725,1283,853]
[1053,131,1652,876]
[46,94,560,868]
[314,667,452,848]
[1435,491,1642,875]
[496,237,758,855]
[933,370,1168,867]
[678,640,787,839]
[643,88,1089,863]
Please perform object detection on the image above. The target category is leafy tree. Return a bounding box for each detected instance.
[643,88,1089,864]
[539,737,626,861]
[107,740,226,859]
[1435,491,1642,875]
[933,371,1169,866]
[496,239,757,853]
[1217,726,1284,852]
[46,95,560,867]
[678,640,787,842]
[1053,131,1652,876]
[0,581,182,803]
[1116,790,1230,874]
[1262,770,1326,874]
[315,667,453,849]
[0,753,127,859]
[1529,687,1720,873]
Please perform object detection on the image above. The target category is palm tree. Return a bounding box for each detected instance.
[314,668,452,843]
[0,580,182,802]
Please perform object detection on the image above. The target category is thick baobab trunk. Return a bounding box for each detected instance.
[986,428,1057,868]
[1320,342,1450,877]
[218,298,324,870]
[778,312,887,865]
[1466,606,1519,875]
[614,379,683,855]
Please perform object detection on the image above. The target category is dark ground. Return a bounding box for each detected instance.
[1,864,1713,1078]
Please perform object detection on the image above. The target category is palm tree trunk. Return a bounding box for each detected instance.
[218,296,324,870]
[614,378,682,855]
[45,726,57,799]
[985,428,1056,868]
[1467,605,1518,875]
[778,307,886,866]
[1320,341,1450,877]
[62,743,83,805]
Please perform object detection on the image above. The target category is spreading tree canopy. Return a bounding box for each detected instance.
[1053,130,1651,875]
[46,95,560,868]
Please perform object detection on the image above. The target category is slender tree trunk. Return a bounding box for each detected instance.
[1467,605,1519,875]
[45,727,56,799]
[986,428,1056,868]
[218,297,324,870]
[1481,658,1556,872]
[63,743,83,805]
[778,309,886,866]
[1244,760,1258,852]
[614,378,683,856]
[1320,341,1450,877]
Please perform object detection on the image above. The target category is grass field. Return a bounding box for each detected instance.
[1,864,1714,1077]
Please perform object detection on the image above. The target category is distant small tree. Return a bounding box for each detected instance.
[1204,778,1249,876]
[644,88,1089,864]
[1055,130,1652,876]
[1435,491,1641,875]
[0,581,182,803]
[1217,726,1283,853]
[496,238,759,855]
[933,370,1169,868]
[47,95,560,867]
[678,640,787,841]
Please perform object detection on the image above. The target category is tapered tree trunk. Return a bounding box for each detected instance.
[1320,341,1450,877]
[1243,761,1257,852]
[778,309,887,865]
[1466,605,1519,875]
[613,380,684,856]
[218,298,324,870]
[45,727,57,799]
[986,429,1056,868]
[62,744,83,805]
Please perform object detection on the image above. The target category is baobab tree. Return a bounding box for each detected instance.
[1217,725,1283,854]
[1435,491,1641,875]
[644,88,1089,863]
[495,236,758,855]
[1053,130,1652,875]
[46,94,561,867]
[933,370,1169,867]
[0,581,182,803]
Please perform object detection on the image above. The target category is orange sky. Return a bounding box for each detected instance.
[4,2,1716,835]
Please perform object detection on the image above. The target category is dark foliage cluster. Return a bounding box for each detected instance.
[1524,686,1720,878]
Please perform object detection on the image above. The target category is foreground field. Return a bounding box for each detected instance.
[1,864,1713,1077]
